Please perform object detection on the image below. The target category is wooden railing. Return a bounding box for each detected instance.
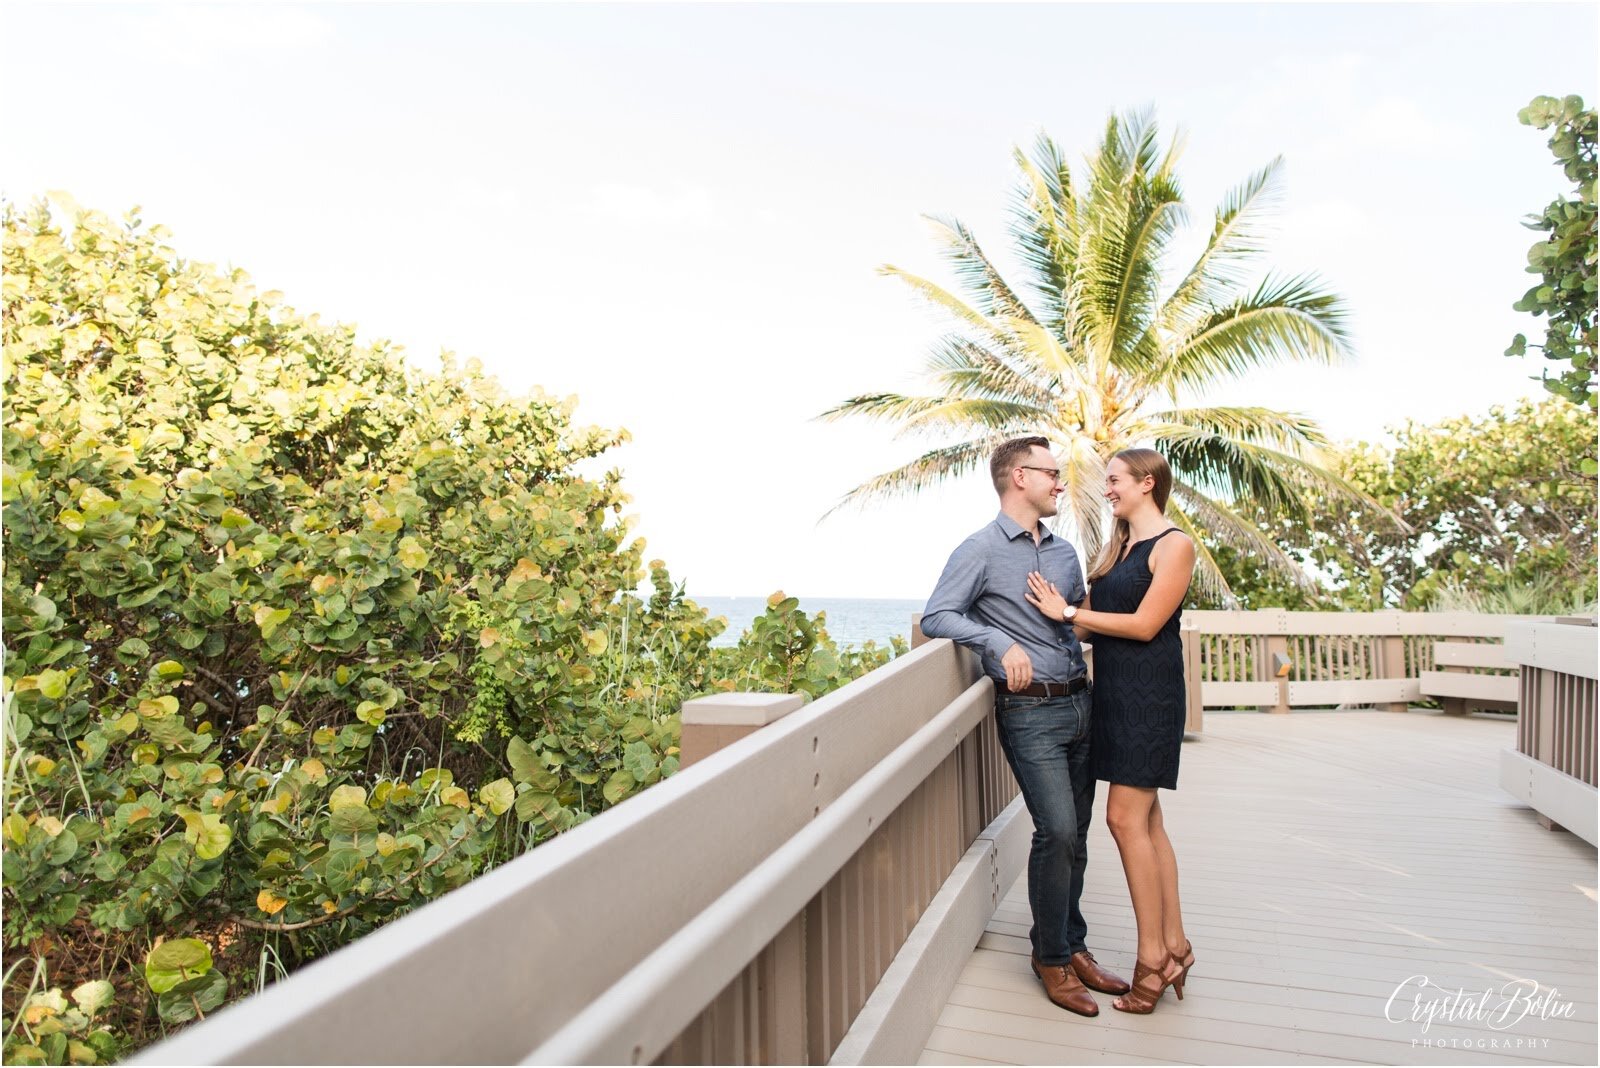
[1501,617,1598,845]
[1180,610,1552,720]
[131,639,1022,1066]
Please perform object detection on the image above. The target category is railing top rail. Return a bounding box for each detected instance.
[527,676,995,1065]
[1182,610,1558,638]
[133,639,980,1066]
[1505,619,1600,680]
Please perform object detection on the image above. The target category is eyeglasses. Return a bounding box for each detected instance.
[1018,465,1063,482]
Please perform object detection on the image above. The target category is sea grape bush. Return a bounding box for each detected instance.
[0,200,898,1059]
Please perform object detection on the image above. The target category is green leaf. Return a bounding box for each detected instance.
[177,807,233,860]
[602,770,636,805]
[622,740,658,781]
[514,791,562,824]
[145,938,213,993]
[478,778,515,815]
[328,785,367,812]
[154,660,186,679]
[38,668,68,700]
[253,605,291,639]
[138,695,180,718]
[323,847,365,893]
[327,805,378,833]
[416,768,453,792]
[155,969,226,1023]
[45,829,79,866]
[93,851,128,881]
[71,980,115,1016]
[506,736,542,783]
[397,536,429,570]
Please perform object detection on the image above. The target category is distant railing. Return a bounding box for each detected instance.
[1181,611,1553,720]
[133,639,1019,1066]
[1501,617,1598,845]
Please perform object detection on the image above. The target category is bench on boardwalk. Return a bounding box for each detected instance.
[1419,640,1518,714]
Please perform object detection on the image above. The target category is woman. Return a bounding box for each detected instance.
[1024,447,1195,1014]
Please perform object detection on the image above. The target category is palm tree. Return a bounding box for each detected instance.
[820,109,1385,600]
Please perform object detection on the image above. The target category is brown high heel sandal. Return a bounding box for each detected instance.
[1171,941,1195,1001]
[1111,955,1175,1014]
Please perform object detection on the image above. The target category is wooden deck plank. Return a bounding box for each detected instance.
[988,906,1598,962]
[923,711,1598,1065]
[923,1023,1197,1065]
[976,927,1600,991]
[917,1048,1008,1065]
[954,954,1598,1035]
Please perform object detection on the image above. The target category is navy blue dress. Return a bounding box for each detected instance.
[1089,528,1187,789]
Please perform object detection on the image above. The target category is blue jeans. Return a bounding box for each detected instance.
[993,688,1095,966]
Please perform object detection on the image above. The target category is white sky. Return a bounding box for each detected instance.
[5,1,1597,599]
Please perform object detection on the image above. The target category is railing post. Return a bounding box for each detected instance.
[1264,635,1291,713]
[1180,623,1203,732]
[1380,635,1409,713]
[1440,647,1468,716]
[679,692,806,768]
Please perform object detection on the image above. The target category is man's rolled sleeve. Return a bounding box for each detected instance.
[921,543,1014,662]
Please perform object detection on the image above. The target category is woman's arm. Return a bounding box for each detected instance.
[1027,534,1195,641]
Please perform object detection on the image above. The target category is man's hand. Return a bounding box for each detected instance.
[1001,643,1034,693]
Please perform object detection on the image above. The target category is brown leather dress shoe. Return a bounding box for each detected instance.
[1030,956,1099,1016]
[1069,950,1131,995]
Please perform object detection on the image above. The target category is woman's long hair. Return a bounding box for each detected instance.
[1087,448,1173,584]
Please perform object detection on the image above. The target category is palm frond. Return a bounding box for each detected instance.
[1009,133,1080,332]
[1077,111,1189,374]
[1143,405,1330,452]
[878,265,1020,352]
[1000,315,1095,397]
[1163,499,1237,605]
[1148,417,1402,536]
[1149,424,1327,513]
[1151,157,1285,343]
[1170,479,1315,589]
[893,398,1050,440]
[923,335,1056,407]
[923,215,1041,326]
[820,437,997,519]
[1161,272,1351,389]
[816,391,923,425]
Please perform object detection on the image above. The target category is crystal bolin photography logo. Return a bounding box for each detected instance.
[1387,974,1578,1051]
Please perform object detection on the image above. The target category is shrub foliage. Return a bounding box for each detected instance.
[1507,94,1597,410]
[1,201,898,1060]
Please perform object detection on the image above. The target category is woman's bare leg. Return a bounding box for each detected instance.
[1147,795,1188,959]
[1106,784,1183,1004]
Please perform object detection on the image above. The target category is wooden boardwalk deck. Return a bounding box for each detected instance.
[920,710,1598,1066]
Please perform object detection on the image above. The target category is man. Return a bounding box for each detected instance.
[920,435,1129,1017]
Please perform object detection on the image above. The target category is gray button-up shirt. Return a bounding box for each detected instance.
[921,511,1089,683]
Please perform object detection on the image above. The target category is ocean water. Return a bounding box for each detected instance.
[691,595,925,649]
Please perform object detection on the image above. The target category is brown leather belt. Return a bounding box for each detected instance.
[1000,676,1089,698]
